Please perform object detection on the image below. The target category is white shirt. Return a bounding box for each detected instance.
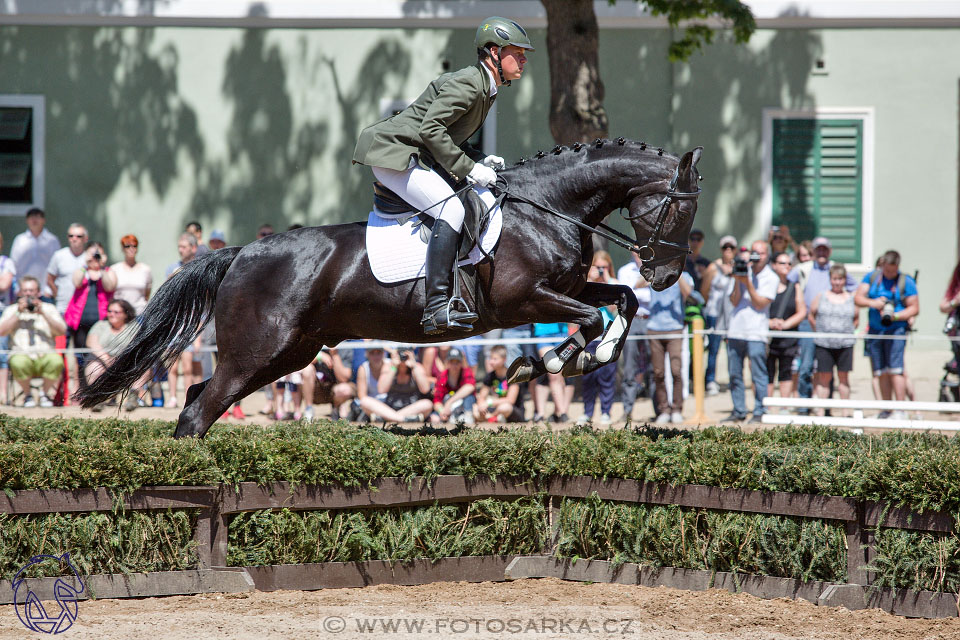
[9,228,60,296]
[727,264,779,343]
[617,261,651,317]
[481,64,498,98]
[46,247,87,314]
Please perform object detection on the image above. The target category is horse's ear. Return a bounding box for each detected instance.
[679,146,703,174]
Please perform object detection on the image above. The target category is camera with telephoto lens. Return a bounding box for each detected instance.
[880,300,896,326]
[733,250,760,277]
[25,297,36,312]
[92,252,102,262]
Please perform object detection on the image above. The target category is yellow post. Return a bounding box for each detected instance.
[691,316,708,424]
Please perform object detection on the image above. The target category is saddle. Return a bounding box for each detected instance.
[372,181,492,261]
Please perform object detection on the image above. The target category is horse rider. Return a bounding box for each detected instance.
[353,17,534,335]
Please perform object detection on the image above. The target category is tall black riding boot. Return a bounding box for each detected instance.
[421,219,478,335]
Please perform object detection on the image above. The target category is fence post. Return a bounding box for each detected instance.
[845,502,871,585]
[690,316,707,423]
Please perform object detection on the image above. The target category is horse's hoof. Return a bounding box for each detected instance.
[507,356,546,384]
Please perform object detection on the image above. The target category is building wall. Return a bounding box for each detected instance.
[0,23,956,339]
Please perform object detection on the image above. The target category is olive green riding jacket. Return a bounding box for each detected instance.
[353,63,495,183]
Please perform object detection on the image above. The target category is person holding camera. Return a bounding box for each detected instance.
[0,275,67,407]
[855,250,918,409]
[941,260,960,375]
[64,243,117,385]
[358,346,434,423]
[724,241,779,422]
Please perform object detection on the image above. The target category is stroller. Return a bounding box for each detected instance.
[940,309,960,402]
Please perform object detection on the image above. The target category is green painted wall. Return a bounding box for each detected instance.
[0,24,956,340]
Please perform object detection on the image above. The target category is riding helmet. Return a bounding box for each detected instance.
[475,17,535,52]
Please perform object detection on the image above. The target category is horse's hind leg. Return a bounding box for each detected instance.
[184,378,210,408]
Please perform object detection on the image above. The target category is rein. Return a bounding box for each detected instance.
[496,166,700,267]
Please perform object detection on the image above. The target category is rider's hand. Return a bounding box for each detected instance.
[481,154,505,171]
[467,162,497,188]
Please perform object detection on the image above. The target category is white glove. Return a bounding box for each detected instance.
[481,154,505,170]
[467,162,498,188]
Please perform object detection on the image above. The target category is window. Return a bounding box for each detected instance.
[763,109,874,266]
[0,95,44,216]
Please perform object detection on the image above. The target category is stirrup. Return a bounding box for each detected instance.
[421,300,475,336]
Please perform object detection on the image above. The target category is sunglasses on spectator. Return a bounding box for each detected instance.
[68,234,85,238]
[722,244,736,250]
[772,235,784,241]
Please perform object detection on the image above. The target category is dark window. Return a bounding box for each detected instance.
[0,107,33,204]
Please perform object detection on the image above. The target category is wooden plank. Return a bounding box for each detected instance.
[819,584,960,618]
[863,502,955,533]
[0,485,219,515]
[221,477,539,514]
[0,569,253,604]
[846,517,870,586]
[547,477,858,522]
[243,556,516,591]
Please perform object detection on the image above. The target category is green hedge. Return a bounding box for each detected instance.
[1,417,958,592]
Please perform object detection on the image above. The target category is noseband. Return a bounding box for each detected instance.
[621,167,701,268]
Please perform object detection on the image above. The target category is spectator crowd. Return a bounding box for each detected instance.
[0,207,955,425]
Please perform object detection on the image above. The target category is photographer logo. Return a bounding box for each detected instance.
[12,553,85,634]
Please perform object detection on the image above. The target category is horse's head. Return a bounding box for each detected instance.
[626,146,702,290]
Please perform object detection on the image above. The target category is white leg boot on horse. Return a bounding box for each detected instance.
[421,219,478,335]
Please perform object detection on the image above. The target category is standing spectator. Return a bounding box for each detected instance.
[46,223,88,314]
[684,228,711,291]
[0,276,66,407]
[699,235,737,396]
[64,243,116,384]
[164,233,201,407]
[767,224,797,263]
[431,347,476,425]
[725,241,778,422]
[474,345,525,423]
[111,234,152,315]
[186,221,209,256]
[646,270,693,424]
[84,299,144,411]
[9,208,59,299]
[576,251,619,425]
[766,252,806,400]
[617,253,651,418]
[854,250,919,415]
[256,224,274,240]
[208,230,227,251]
[809,264,858,415]
[358,346,433,423]
[0,232,17,404]
[787,237,856,403]
[531,322,572,423]
[941,260,960,374]
[796,240,813,265]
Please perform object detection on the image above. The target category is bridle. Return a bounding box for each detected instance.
[496,165,700,268]
[620,166,701,267]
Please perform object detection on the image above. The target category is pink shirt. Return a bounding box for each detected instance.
[64,270,114,330]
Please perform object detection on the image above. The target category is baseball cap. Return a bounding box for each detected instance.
[447,347,464,362]
[689,228,704,239]
[719,235,737,248]
[812,236,831,249]
[209,229,226,242]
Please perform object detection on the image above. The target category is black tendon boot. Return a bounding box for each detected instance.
[421,220,478,335]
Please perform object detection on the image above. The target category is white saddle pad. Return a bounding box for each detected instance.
[366,205,502,284]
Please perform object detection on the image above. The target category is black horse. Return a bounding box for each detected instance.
[78,139,702,438]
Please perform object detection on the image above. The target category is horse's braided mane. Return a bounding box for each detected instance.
[509,137,678,167]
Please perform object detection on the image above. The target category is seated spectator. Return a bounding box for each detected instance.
[358,347,433,423]
[576,251,619,425]
[85,299,144,411]
[809,264,858,416]
[474,345,525,423]
[111,235,152,315]
[854,250,919,415]
[767,251,806,400]
[431,347,476,425]
[299,348,357,421]
[0,276,67,407]
[65,243,116,384]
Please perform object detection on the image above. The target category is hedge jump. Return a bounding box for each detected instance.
[0,476,956,618]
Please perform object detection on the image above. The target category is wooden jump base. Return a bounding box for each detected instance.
[1,476,957,618]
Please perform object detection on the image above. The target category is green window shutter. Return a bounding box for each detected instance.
[772,118,862,263]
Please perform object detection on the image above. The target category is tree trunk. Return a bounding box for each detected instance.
[541,0,609,145]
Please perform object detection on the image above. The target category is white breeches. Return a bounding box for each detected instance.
[372,162,497,233]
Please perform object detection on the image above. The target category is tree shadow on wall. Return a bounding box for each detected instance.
[0,25,203,242]
[187,28,328,242]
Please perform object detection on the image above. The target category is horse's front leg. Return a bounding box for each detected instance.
[505,287,607,384]
[574,282,640,367]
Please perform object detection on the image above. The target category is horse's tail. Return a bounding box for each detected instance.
[76,246,242,408]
